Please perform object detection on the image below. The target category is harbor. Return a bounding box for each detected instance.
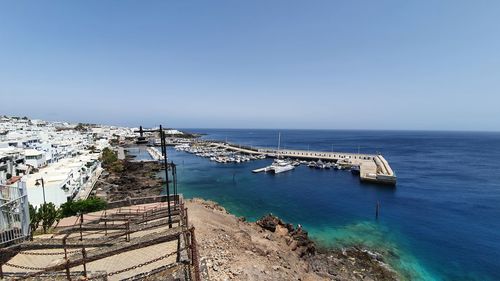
[173,140,396,185]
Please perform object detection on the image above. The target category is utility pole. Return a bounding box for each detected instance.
[135,125,174,228]
[159,125,173,228]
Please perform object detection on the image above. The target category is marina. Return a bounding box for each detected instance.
[174,143,266,164]
[174,140,396,185]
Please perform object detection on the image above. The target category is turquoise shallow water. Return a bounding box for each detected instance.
[132,129,500,281]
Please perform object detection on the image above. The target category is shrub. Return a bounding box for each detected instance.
[39,202,59,233]
[59,197,108,218]
[100,147,118,166]
[109,161,124,173]
[29,204,41,234]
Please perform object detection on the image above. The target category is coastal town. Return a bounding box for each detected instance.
[0,116,135,207]
[0,115,399,280]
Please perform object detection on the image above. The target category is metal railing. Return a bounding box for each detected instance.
[0,195,202,281]
[0,182,30,247]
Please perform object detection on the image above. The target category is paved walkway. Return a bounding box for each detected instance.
[4,202,187,280]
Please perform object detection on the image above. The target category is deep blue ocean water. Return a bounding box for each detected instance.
[136,129,500,281]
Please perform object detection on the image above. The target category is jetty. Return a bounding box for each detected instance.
[207,142,396,185]
[146,146,165,161]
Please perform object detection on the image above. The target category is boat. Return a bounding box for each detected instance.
[308,161,316,168]
[351,165,360,175]
[270,159,294,174]
[271,133,295,174]
[253,133,295,174]
[315,159,326,169]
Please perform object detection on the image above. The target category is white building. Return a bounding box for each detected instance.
[0,147,26,185]
[24,155,101,207]
[24,149,47,169]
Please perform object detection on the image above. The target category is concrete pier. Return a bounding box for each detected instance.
[146,146,165,161]
[209,142,396,185]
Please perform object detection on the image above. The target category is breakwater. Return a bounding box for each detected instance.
[208,141,396,185]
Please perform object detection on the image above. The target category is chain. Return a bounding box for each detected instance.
[0,247,80,256]
[3,262,48,271]
[18,249,80,256]
[88,248,182,280]
[5,249,180,277]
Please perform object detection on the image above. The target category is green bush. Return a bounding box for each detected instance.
[59,197,108,218]
[100,147,118,166]
[39,202,59,233]
[109,161,124,173]
[29,204,41,234]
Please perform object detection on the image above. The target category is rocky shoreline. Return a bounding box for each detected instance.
[187,198,399,281]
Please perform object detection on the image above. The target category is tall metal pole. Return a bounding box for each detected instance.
[160,125,173,228]
[172,162,178,204]
[41,178,46,206]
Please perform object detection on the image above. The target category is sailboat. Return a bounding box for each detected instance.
[252,132,294,174]
[270,132,295,174]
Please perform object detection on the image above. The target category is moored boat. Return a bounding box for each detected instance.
[351,165,360,175]
[270,159,295,174]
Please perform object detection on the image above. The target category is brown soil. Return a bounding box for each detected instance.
[186,198,399,281]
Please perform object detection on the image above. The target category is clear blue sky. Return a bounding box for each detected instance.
[1,1,499,131]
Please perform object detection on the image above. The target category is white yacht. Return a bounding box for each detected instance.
[252,132,295,174]
[270,159,295,174]
[270,133,295,173]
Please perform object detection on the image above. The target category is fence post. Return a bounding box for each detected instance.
[65,257,71,280]
[79,213,84,241]
[63,236,68,259]
[126,219,130,242]
[104,211,108,236]
[82,247,87,278]
[189,227,201,281]
[62,234,71,280]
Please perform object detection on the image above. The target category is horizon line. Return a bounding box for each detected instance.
[178,127,500,134]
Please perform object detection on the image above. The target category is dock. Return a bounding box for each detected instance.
[207,142,397,185]
[146,146,165,161]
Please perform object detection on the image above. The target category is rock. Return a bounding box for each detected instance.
[256,214,283,232]
[275,224,289,236]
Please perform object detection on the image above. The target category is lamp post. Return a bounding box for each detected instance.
[35,178,48,234]
[35,178,46,206]
[159,125,173,228]
[135,125,174,228]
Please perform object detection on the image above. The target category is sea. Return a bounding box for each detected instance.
[130,129,500,281]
